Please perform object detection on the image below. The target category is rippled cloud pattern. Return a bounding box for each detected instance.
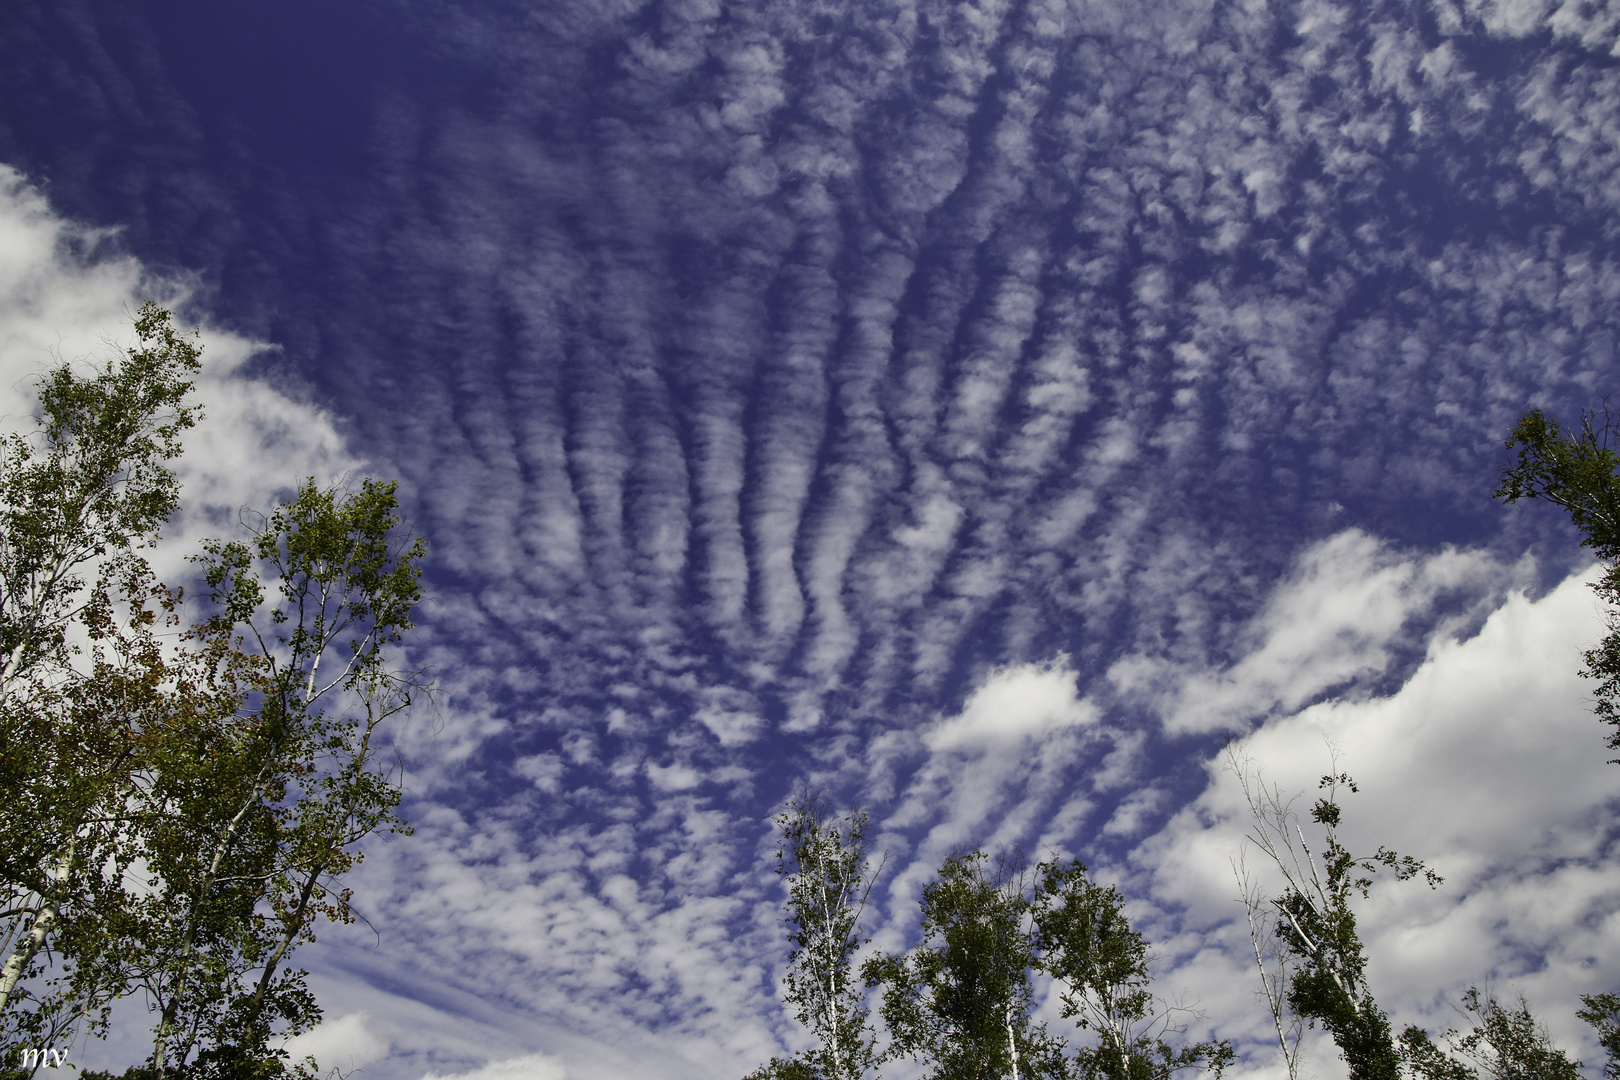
[3,0,1619,1075]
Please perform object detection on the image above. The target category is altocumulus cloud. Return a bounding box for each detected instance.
[223,0,1620,1065]
[4,0,1620,1075]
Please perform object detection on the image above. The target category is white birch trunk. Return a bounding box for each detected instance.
[1005,998,1020,1080]
[0,841,75,1013]
[0,897,59,1012]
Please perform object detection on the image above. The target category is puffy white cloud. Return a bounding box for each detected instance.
[925,659,1095,752]
[283,1012,390,1075]
[0,165,358,590]
[1138,561,1620,1070]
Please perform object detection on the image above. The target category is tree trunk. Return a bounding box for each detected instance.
[1005,998,1021,1080]
[245,859,326,1028]
[0,897,58,1012]
[0,841,75,1013]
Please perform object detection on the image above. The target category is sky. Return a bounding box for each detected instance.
[1,0,1618,1077]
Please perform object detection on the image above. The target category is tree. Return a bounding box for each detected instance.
[766,791,884,1080]
[863,849,1062,1080]
[0,305,428,1079]
[743,1059,825,1080]
[0,302,203,1040]
[132,478,427,1078]
[1231,755,1440,1080]
[1032,861,1231,1080]
[860,849,1227,1080]
[1577,993,1620,1080]
[1399,987,1582,1080]
[1495,406,1620,758]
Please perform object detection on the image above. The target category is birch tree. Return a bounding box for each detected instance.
[0,302,202,1041]
[1496,406,1620,759]
[131,478,427,1078]
[1231,755,1440,1080]
[863,849,1062,1080]
[0,306,428,1078]
[1031,861,1232,1080]
[1398,988,1582,1080]
[771,791,884,1080]
[1577,993,1620,1080]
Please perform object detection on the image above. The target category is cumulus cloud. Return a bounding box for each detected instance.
[0,165,358,589]
[1138,563,1620,1070]
[283,1012,390,1075]
[925,659,1095,752]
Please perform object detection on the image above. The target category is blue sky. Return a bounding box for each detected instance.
[1,0,1618,1077]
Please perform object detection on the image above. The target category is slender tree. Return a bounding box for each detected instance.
[1493,409,1620,1080]
[1231,754,1440,1080]
[1032,861,1231,1080]
[770,791,884,1080]
[1231,847,1302,1080]
[133,478,427,1078]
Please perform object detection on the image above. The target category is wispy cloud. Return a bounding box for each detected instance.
[422,1053,567,1080]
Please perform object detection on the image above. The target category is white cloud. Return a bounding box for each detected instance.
[1118,530,1511,734]
[647,760,703,791]
[696,704,764,747]
[0,165,359,590]
[284,1012,390,1075]
[1138,564,1620,1070]
[514,753,567,792]
[925,659,1095,752]
[1476,0,1553,37]
[421,1052,568,1080]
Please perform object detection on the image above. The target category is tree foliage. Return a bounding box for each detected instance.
[863,849,1062,1080]
[1577,993,1620,1080]
[133,478,427,1077]
[1496,406,1620,758]
[747,782,1234,1080]
[1232,752,1617,1080]
[1033,862,1231,1080]
[1232,756,1440,1080]
[772,791,884,1080]
[743,1058,826,1080]
[0,305,427,1079]
[0,302,203,1042]
[1400,988,1582,1080]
